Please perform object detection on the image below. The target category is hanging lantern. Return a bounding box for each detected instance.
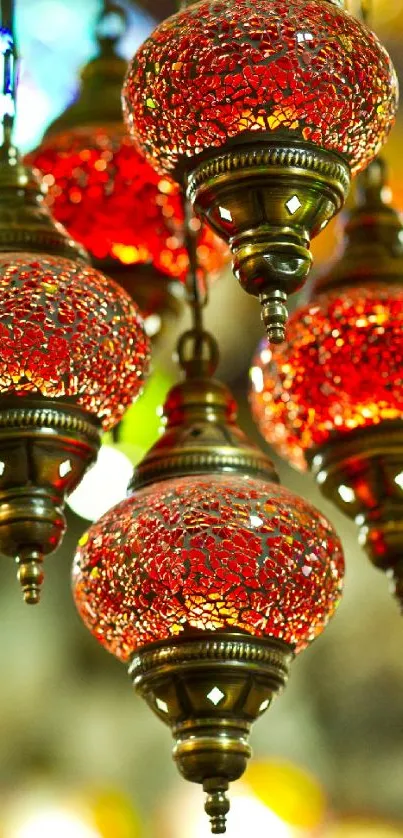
[123,0,398,343]
[27,3,228,339]
[250,157,403,607]
[0,148,149,604]
[73,312,344,833]
[0,15,149,603]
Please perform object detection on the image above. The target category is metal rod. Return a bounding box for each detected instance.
[184,198,204,335]
[1,0,17,148]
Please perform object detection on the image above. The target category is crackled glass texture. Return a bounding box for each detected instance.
[28,125,228,280]
[0,252,149,430]
[123,0,398,176]
[72,473,344,662]
[250,283,403,471]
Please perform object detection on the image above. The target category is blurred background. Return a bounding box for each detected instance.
[1,1,403,836]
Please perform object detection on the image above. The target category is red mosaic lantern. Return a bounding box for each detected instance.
[27,6,228,339]
[250,283,403,472]
[29,127,228,303]
[0,148,149,606]
[73,473,343,661]
[123,0,398,342]
[72,355,344,834]
[0,251,148,429]
[250,158,403,610]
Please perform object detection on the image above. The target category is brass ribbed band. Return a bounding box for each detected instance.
[130,449,278,491]
[129,634,293,681]
[0,402,101,444]
[187,142,350,202]
[0,228,88,262]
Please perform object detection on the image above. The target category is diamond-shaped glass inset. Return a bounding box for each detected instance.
[285,195,302,215]
[59,459,72,478]
[207,686,225,706]
[156,697,169,713]
[219,206,232,222]
[259,698,270,713]
[395,472,403,490]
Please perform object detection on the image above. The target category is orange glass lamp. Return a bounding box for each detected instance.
[28,3,228,339]
[250,157,403,608]
[123,0,398,342]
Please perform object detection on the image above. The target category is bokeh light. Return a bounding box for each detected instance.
[244,759,326,830]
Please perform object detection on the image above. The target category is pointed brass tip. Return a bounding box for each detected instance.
[204,779,230,834]
[260,290,288,344]
[16,550,44,605]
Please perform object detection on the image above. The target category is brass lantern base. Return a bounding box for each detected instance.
[309,420,403,608]
[0,397,100,603]
[187,138,350,342]
[129,631,293,833]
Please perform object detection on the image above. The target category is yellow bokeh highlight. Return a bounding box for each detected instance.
[244,759,326,830]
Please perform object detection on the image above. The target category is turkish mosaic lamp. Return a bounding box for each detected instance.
[73,318,344,833]
[250,157,403,609]
[123,0,398,342]
[28,2,228,339]
[0,24,150,603]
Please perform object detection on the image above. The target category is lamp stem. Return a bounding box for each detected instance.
[175,200,219,379]
[95,0,127,57]
[0,0,17,149]
[184,198,205,334]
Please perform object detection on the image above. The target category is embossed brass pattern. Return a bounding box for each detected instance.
[130,375,278,492]
[315,157,403,294]
[129,632,293,834]
[0,145,88,262]
[0,397,100,603]
[187,140,350,343]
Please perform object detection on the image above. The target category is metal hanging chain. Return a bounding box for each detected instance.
[177,200,219,378]
[0,0,17,149]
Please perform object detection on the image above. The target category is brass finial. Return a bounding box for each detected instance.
[260,289,289,344]
[204,779,230,835]
[17,549,44,605]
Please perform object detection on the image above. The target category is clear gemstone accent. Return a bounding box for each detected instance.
[207,686,225,706]
[395,472,403,490]
[285,195,302,215]
[59,459,72,478]
[156,697,169,713]
[219,206,232,222]
[259,698,270,712]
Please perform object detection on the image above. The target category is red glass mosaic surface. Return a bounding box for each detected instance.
[250,283,403,470]
[123,0,398,176]
[0,252,149,430]
[28,125,228,280]
[72,473,344,661]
